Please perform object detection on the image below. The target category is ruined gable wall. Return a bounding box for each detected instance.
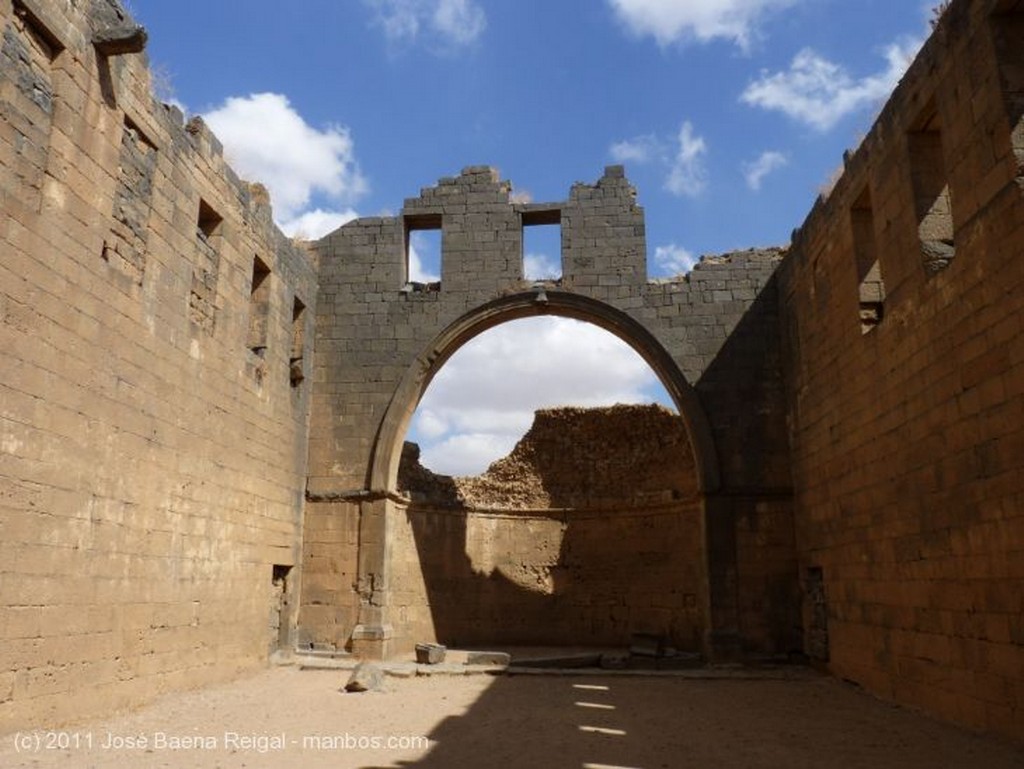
[392,405,706,651]
[778,0,1024,739]
[0,0,317,732]
[306,164,797,658]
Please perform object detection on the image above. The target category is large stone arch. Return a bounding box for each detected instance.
[301,165,798,661]
[368,288,720,497]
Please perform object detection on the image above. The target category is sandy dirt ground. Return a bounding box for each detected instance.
[1,666,1021,769]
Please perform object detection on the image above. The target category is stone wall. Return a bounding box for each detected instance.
[392,405,706,651]
[305,165,797,660]
[0,0,316,732]
[778,0,1024,739]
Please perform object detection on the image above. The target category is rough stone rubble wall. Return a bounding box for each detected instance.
[0,0,317,732]
[778,0,1024,739]
[393,405,705,649]
[400,404,697,510]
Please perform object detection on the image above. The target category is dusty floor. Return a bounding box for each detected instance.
[1,666,1021,769]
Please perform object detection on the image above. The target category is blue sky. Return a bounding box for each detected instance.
[130,0,935,474]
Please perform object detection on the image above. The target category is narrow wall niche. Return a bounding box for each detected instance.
[850,187,885,333]
[908,102,956,274]
[190,199,223,333]
[290,296,306,388]
[247,255,272,356]
[805,566,830,662]
[2,1,64,212]
[271,565,292,651]
[103,117,156,287]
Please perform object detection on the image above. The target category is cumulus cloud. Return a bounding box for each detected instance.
[409,317,672,475]
[607,0,797,49]
[408,234,441,283]
[743,150,788,190]
[609,134,662,165]
[609,120,708,197]
[665,121,708,197]
[524,252,561,281]
[740,38,922,131]
[203,93,368,232]
[280,208,360,239]
[366,0,486,48]
[653,243,698,276]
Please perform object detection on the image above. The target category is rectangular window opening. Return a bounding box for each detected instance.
[404,214,442,291]
[522,208,562,282]
[851,187,885,333]
[908,102,956,274]
[290,296,306,388]
[247,255,271,356]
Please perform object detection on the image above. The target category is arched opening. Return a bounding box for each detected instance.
[363,290,720,657]
[369,290,719,495]
[406,315,676,476]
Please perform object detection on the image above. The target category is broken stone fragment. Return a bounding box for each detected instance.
[92,24,147,56]
[629,632,665,658]
[465,651,511,666]
[415,643,446,665]
[344,662,385,693]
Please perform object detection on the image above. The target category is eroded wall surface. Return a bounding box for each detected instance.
[393,405,706,650]
[0,0,316,732]
[778,0,1024,739]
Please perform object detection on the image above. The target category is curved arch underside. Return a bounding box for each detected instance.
[369,289,720,495]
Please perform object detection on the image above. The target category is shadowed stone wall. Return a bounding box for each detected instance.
[392,405,706,650]
[778,0,1024,739]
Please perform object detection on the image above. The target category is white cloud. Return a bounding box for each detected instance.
[366,0,486,48]
[408,231,441,282]
[607,0,797,49]
[665,121,708,197]
[203,93,368,229]
[609,120,708,197]
[740,38,922,131]
[654,243,698,276]
[524,252,560,281]
[413,409,450,440]
[433,0,487,44]
[280,208,360,239]
[422,433,519,477]
[409,317,673,475]
[743,150,788,190]
[609,134,661,164]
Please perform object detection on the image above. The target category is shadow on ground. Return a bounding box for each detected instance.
[363,672,1024,769]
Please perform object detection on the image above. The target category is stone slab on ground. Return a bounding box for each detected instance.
[344,662,385,692]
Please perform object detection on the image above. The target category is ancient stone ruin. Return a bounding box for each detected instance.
[1,0,1022,743]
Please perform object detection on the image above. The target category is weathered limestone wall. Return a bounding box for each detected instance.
[778,0,1024,739]
[1,0,316,732]
[392,405,705,651]
[306,165,797,659]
